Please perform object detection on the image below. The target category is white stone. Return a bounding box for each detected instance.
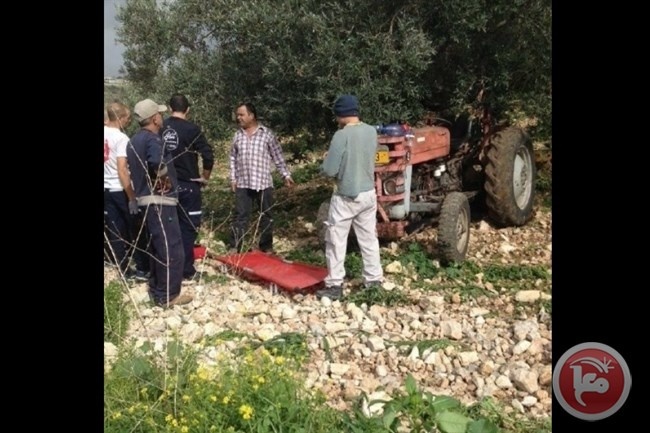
[512,340,531,355]
[385,261,403,274]
[104,342,118,357]
[515,290,541,303]
[495,375,513,389]
[281,306,297,320]
[329,363,351,375]
[440,320,463,340]
[367,336,386,351]
[522,396,538,407]
[320,297,332,307]
[458,351,479,366]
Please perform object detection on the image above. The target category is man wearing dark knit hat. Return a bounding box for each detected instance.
[316,94,384,300]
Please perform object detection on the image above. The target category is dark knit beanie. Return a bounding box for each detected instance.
[333,94,359,117]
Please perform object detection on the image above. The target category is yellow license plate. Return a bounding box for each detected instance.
[375,150,389,164]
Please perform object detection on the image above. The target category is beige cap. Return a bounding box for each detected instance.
[134,99,167,121]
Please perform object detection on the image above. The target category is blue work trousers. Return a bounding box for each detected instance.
[104,189,149,273]
[177,180,202,278]
[144,204,184,304]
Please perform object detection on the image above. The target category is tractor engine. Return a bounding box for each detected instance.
[410,159,462,203]
[374,125,453,239]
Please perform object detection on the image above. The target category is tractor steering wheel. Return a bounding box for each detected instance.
[430,117,452,127]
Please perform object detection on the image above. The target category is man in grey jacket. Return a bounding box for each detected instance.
[316,94,384,300]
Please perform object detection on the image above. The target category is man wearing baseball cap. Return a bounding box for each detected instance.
[127,98,193,308]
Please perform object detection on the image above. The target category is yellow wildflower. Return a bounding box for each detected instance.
[165,414,174,423]
[127,406,135,414]
[182,395,191,402]
[111,411,122,420]
[197,367,209,381]
[257,376,266,384]
[222,396,230,405]
[181,427,189,433]
[244,354,253,363]
[275,356,285,365]
[210,395,217,402]
[239,404,254,420]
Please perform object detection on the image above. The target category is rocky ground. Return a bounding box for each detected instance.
[104,205,552,421]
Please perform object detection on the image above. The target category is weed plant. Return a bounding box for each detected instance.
[105,338,550,433]
[104,280,130,345]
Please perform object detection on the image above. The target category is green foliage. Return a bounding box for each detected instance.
[399,242,442,279]
[243,332,310,362]
[285,248,327,267]
[345,284,414,307]
[104,341,200,432]
[104,281,130,345]
[482,264,549,282]
[105,340,343,433]
[211,329,250,342]
[388,338,456,354]
[343,374,501,433]
[344,252,364,279]
[467,397,552,433]
[442,261,482,280]
[116,0,551,155]
[106,341,540,433]
[535,163,552,209]
[290,160,323,184]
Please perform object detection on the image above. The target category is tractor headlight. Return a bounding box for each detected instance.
[383,178,405,195]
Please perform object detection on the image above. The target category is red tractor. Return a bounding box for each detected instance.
[318,109,537,265]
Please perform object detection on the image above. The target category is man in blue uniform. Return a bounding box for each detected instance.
[127,98,192,308]
[162,94,214,281]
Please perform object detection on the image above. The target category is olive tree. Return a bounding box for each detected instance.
[115,0,551,152]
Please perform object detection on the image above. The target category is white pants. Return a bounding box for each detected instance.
[324,189,383,287]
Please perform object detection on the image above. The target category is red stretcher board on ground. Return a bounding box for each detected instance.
[213,250,328,294]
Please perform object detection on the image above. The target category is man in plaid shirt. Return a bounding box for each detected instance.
[228,102,294,253]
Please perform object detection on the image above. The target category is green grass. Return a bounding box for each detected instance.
[284,247,327,267]
[104,280,130,346]
[242,332,310,361]
[345,284,415,307]
[387,338,456,354]
[105,339,547,433]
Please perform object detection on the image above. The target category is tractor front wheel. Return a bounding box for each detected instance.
[437,192,471,265]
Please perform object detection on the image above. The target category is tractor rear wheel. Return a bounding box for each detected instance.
[438,192,470,265]
[484,127,536,226]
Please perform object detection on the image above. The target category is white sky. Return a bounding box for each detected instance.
[104,0,126,77]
